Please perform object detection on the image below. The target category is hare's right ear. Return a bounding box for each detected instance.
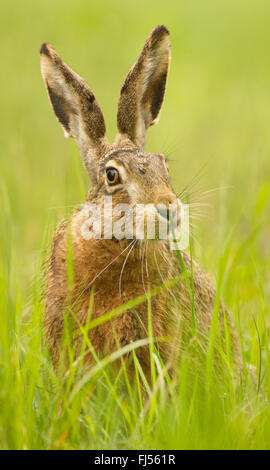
[40,43,107,182]
[117,25,170,149]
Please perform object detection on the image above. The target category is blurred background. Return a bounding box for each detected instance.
[0,0,269,322]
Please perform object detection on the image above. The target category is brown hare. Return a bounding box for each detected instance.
[40,25,241,379]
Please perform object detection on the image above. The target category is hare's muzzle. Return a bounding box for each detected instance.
[156,204,178,222]
[156,199,182,224]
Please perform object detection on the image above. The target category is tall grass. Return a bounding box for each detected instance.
[0,0,270,449]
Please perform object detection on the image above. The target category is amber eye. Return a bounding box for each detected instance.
[106,167,120,185]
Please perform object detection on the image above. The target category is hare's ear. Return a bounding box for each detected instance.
[40,43,107,182]
[117,25,170,149]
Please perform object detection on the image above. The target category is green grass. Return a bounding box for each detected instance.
[0,0,270,449]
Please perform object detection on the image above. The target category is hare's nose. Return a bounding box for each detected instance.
[156,204,178,222]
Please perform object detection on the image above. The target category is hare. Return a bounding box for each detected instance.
[40,25,241,379]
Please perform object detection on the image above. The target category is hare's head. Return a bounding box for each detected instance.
[41,26,182,240]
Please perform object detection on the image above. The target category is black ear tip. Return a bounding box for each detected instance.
[153,25,170,37]
[40,43,50,56]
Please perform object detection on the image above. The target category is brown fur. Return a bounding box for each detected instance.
[41,26,241,379]
[117,25,170,148]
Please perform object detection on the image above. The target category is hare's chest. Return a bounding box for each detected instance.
[77,284,165,363]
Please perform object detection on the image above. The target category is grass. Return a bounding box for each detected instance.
[0,0,270,450]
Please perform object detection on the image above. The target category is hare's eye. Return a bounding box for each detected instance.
[106,167,120,185]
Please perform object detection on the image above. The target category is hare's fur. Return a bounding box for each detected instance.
[41,26,241,376]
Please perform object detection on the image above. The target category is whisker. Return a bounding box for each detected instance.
[118,239,137,297]
[140,241,147,294]
[154,247,166,285]
[72,239,135,309]
[177,161,209,200]
[189,211,209,219]
[188,202,211,208]
[156,245,178,307]
[180,185,232,204]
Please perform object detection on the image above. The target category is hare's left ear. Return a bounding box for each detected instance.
[40,43,108,182]
[117,25,170,149]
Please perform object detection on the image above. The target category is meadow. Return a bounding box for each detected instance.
[0,0,270,449]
